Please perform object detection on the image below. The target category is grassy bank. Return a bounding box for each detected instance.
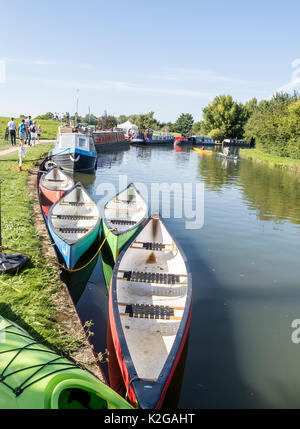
[0,116,60,140]
[0,143,81,355]
[240,148,300,173]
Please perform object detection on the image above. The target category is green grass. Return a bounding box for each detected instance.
[0,142,80,354]
[240,149,300,172]
[0,116,60,140]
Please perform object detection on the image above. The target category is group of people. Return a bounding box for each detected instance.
[6,116,42,147]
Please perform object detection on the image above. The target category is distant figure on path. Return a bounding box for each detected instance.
[29,121,37,146]
[25,115,32,146]
[18,119,28,147]
[7,117,17,146]
[36,124,41,143]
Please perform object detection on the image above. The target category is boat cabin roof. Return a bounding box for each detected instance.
[55,133,96,151]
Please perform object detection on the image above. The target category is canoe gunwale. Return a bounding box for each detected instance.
[40,168,73,192]
[103,183,148,237]
[48,182,101,246]
[110,215,192,408]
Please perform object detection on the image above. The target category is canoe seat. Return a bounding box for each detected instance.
[121,270,180,285]
[61,201,91,206]
[109,219,136,226]
[44,178,65,182]
[130,241,177,252]
[121,303,177,320]
[55,214,97,220]
[59,227,90,234]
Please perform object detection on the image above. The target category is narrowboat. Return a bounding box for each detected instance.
[109,215,192,409]
[49,129,97,173]
[92,131,130,152]
[0,315,132,409]
[131,131,174,146]
[102,183,148,264]
[47,183,100,269]
[222,138,250,147]
[194,136,215,145]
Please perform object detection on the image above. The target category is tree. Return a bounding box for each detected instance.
[244,92,300,158]
[174,113,194,134]
[201,95,245,139]
[192,121,203,135]
[83,113,98,125]
[128,112,159,130]
[117,115,129,124]
[209,128,226,142]
[97,115,117,130]
[35,112,54,120]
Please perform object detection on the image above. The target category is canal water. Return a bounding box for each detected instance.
[70,145,300,409]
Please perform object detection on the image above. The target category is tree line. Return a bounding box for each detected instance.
[34,91,300,158]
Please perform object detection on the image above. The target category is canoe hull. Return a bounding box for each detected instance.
[102,217,146,263]
[47,219,100,269]
[109,216,192,409]
[109,284,192,408]
[0,316,132,409]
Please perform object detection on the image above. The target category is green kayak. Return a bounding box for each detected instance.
[0,316,133,409]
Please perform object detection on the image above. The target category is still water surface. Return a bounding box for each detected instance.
[70,145,300,408]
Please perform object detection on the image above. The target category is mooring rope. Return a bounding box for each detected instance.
[0,227,116,273]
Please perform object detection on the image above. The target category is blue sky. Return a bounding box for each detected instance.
[1,0,300,122]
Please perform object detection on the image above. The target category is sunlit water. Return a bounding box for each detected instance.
[70,145,300,408]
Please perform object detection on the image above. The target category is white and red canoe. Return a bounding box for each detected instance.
[39,167,74,217]
[109,215,192,409]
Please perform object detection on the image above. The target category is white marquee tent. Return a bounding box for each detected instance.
[116,120,139,134]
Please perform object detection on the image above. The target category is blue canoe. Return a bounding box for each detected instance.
[47,183,101,269]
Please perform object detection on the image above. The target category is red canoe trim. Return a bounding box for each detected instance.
[109,282,137,407]
[155,298,193,409]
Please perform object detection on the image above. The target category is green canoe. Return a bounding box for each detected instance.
[0,316,133,409]
[102,183,148,263]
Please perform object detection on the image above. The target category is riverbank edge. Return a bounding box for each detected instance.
[240,148,300,173]
[28,165,105,382]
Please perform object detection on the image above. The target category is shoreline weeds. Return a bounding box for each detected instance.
[0,143,105,383]
[240,148,300,174]
[28,169,105,382]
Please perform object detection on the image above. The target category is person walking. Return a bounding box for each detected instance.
[18,119,28,147]
[25,115,32,146]
[7,117,17,145]
[36,124,41,143]
[29,121,37,146]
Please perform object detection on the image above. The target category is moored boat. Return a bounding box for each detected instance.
[39,167,74,218]
[222,138,250,147]
[92,130,129,152]
[0,315,132,409]
[131,131,174,146]
[47,183,100,269]
[102,183,148,264]
[108,215,192,409]
[49,128,97,173]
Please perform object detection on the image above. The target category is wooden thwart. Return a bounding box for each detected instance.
[118,302,183,320]
[60,201,93,206]
[117,270,187,286]
[130,241,177,252]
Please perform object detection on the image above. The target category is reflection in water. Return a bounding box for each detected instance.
[197,152,240,191]
[97,150,129,169]
[238,160,300,225]
[64,145,300,409]
[64,239,100,305]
